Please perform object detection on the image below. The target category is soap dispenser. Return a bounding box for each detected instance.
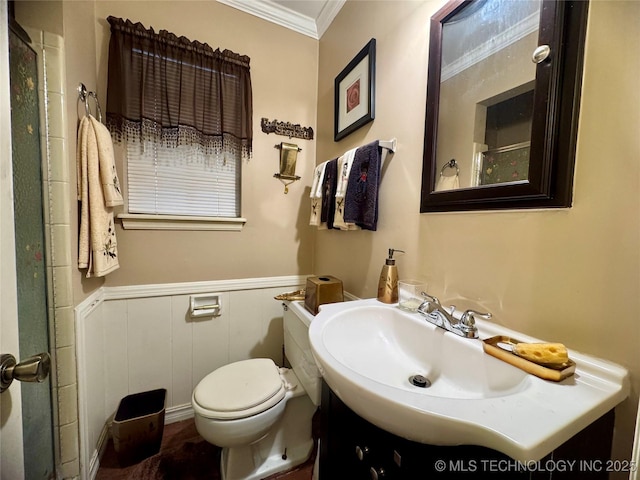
[377,248,404,304]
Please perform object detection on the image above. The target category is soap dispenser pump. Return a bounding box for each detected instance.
[377,248,404,304]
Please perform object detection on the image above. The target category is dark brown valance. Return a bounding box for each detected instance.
[106,16,252,159]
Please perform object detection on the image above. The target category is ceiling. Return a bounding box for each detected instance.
[217,0,346,39]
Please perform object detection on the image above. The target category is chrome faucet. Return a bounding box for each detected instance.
[416,293,492,339]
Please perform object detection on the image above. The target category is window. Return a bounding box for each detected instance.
[105,17,252,229]
[474,86,534,186]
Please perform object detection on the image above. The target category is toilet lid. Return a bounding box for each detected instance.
[193,358,285,419]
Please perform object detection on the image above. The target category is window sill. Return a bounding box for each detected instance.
[117,213,246,231]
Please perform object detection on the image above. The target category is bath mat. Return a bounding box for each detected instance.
[96,435,220,480]
[127,440,221,480]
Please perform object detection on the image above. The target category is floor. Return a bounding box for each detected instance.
[96,417,316,480]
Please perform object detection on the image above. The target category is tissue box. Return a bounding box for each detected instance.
[304,276,344,315]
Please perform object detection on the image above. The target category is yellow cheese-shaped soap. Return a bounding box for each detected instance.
[514,342,569,365]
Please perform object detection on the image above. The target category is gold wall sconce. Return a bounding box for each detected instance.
[274,142,301,193]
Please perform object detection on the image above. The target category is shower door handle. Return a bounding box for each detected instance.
[0,352,51,393]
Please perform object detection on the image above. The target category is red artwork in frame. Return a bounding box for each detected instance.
[346,78,360,113]
[334,39,376,141]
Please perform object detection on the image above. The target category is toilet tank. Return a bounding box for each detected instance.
[283,301,322,406]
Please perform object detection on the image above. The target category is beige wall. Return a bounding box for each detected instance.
[316,0,431,289]
[13,0,63,36]
[37,0,318,301]
[316,0,639,470]
[90,1,317,291]
[64,2,106,302]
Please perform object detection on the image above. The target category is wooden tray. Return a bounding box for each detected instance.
[483,335,575,382]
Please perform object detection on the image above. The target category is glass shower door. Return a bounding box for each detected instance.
[9,19,55,480]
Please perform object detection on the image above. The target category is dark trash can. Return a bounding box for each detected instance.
[111,388,167,466]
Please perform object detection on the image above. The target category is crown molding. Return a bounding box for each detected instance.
[217,0,344,40]
[316,0,346,38]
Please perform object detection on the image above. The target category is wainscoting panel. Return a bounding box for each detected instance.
[228,287,292,364]
[170,294,198,407]
[76,275,307,479]
[80,299,106,478]
[101,300,128,431]
[126,296,173,398]
[186,292,231,406]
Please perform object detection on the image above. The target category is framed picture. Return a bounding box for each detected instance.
[334,38,376,142]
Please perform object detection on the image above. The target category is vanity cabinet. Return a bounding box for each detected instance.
[319,381,614,480]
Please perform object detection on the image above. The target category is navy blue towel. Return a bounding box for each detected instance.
[344,140,381,231]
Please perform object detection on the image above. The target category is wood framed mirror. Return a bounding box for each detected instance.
[420,0,589,212]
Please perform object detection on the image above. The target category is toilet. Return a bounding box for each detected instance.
[192,301,321,480]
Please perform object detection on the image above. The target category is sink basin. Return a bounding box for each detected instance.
[309,298,630,462]
[321,304,529,399]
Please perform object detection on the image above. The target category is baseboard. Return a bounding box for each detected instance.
[166,403,194,424]
[88,422,110,480]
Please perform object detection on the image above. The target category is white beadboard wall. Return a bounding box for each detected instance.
[75,275,307,480]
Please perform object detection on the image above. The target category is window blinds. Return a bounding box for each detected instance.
[127,141,240,217]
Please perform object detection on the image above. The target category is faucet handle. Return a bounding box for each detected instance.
[417,292,439,315]
[420,292,441,306]
[460,309,492,326]
[418,293,458,316]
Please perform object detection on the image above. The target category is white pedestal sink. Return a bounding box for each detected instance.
[309,298,629,462]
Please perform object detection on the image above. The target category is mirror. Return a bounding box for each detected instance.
[421,0,589,212]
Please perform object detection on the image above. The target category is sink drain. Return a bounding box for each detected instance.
[409,375,431,388]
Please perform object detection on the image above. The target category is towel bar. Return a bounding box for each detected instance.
[379,138,397,153]
[77,83,103,123]
[440,158,459,176]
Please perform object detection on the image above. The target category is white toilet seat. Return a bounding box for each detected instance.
[193,358,286,420]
